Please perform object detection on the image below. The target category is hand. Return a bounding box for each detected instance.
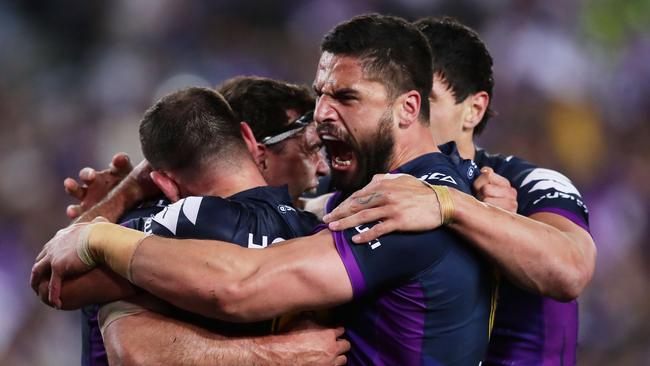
[473,167,518,213]
[270,318,350,366]
[323,174,442,243]
[30,217,106,308]
[64,153,133,219]
[118,159,159,204]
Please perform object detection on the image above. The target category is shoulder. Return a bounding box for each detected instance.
[148,196,241,238]
[475,149,534,181]
[418,161,475,194]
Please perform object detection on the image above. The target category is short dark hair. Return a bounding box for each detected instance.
[217,76,315,145]
[414,16,495,135]
[321,13,433,123]
[139,87,243,178]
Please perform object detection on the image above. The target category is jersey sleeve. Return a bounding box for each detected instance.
[513,167,590,231]
[145,196,241,242]
[331,167,470,298]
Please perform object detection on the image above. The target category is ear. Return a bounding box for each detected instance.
[462,91,489,130]
[240,122,268,171]
[150,170,181,202]
[396,90,421,128]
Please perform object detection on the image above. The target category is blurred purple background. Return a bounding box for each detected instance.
[1,0,649,364]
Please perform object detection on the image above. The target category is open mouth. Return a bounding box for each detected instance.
[320,134,355,170]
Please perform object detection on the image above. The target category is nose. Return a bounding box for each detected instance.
[314,95,337,126]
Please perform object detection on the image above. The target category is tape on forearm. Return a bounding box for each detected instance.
[76,224,97,267]
[98,300,148,336]
[422,182,455,225]
[87,223,149,281]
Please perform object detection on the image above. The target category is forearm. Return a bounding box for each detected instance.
[86,224,351,321]
[73,177,142,224]
[87,223,268,320]
[449,188,595,300]
[57,268,137,309]
[103,310,302,366]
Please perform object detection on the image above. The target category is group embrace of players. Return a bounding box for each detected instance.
[30,14,595,366]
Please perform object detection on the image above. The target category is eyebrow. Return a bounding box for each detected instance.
[313,84,359,99]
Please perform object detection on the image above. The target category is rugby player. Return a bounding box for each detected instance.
[62,77,334,366]
[40,86,349,365]
[33,14,494,365]
[322,17,596,365]
[64,76,329,216]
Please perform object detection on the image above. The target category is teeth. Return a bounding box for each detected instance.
[334,156,351,166]
[321,134,339,141]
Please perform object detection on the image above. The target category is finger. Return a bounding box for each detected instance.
[48,271,63,309]
[334,326,345,338]
[328,206,388,232]
[481,184,515,200]
[335,355,348,366]
[110,153,133,176]
[35,245,49,262]
[79,167,97,184]
[480,167,494,175]
[30,259,48,292]
[350,220,397,243]
[64,178,87,200]
[337,338,351,354]
[92,216,109,223]
[66,205,82,219]
[325,192,385,223]
[38,280,53,307]
[484,170,511,188]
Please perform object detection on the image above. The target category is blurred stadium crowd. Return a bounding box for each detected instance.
[0,0,648,364]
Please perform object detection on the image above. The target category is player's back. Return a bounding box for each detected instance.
[84,186,319,365]
[137,185,319,249]
[475,148,589,366]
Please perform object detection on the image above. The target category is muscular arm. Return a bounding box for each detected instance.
[45,268,135,309]
[84,225,353,322]
[102,305,349,366]
[449,189,595,300]
[37,160,159,308]
[324,174,595,301]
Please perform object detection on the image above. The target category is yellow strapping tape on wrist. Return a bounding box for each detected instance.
[422,182,455,225]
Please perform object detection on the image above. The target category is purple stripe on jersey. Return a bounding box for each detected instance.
[311,223,328,235]
[542,299,578,366]
[331,229,367,297]
[88,306,109,366]
[527,207,590,233]
[374,282,426,365]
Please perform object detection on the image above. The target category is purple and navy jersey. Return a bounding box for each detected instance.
[474,148,590,366]
[127,186,319,248]
[326,151,494,366]
[82,186,319,366]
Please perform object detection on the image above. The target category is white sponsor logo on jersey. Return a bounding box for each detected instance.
[354,224,382,249]
[151,196,204,235]
[277,204,296,214]
[419,172,457,185]
[521,168,581,197]
[248,233,285,249]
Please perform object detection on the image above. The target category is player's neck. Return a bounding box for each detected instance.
[389,125,439,170]
[187,159,267,198]
[454,132,476,160]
